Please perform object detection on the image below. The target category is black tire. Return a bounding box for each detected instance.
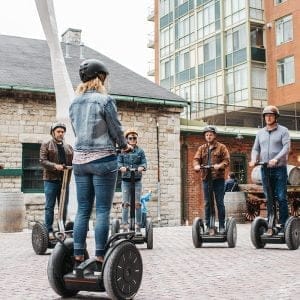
[192,217,203,248]
[47,238,88,297]
[111,218,120,235]
[32,222,49,255]
[103,241,143,300]
[145,218,153,249]
[226,217,237,248]
[285,216,300,250]
[250,217,268,249]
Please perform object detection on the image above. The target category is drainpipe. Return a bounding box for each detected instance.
[156,118,161,225]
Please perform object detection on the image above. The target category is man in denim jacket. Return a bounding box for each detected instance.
[118,129,147,232]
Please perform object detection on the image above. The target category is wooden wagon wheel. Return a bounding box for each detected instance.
[290,198,300,217]
[245,201,260,221]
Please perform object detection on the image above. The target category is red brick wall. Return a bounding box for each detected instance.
[181,133,300,225]
[265,0,300,107]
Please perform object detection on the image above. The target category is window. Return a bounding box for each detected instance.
[198,73,223,109]
[276,15,293,45]
[22,143,43,193]
[160,0,170,16]
[226,64,248,104]
[252,66,267,100]
[198,34,221,76]
[224,0,246,27]
[249,0,263,20]
[176,15,195,48]
[277,56,295,86]
[225,24,247,67]
[160,26,174,58]
[230,154,247,184]
[197,1,220,39]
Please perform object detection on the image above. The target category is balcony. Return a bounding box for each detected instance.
[251,47,266,62]
[147,60,155,76]
[147,33,154,49]
[147,6,154,21]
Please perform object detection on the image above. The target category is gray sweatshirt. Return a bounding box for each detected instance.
[251,124,290,166]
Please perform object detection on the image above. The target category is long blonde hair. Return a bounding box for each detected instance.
[75,74,107,95]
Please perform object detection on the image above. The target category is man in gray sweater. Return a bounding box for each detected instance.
[249,106,290,230]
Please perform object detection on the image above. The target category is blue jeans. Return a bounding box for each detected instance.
[44,180,69,232]
[261,166,288,225]
[121,180,142,226]
[202,178,225,228]
[73,156,117,257]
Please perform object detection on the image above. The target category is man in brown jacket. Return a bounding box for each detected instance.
[40,122,73,238]
[193,126,230,234]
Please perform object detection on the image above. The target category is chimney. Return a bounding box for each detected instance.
[61,28,82,45]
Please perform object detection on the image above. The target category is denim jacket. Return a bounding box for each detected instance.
[118,146,147,181]
[69,90,127,151]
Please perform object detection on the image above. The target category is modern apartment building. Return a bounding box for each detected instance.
[265,0,300,130]
[148,0,300,129]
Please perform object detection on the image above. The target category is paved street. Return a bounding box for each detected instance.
[1,224,300,300]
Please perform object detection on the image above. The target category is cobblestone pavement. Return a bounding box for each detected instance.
[1,224,299,300]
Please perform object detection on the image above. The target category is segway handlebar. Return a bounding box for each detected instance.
[254,162,269,167]
[62,165,73,170]
[199,164,214,169]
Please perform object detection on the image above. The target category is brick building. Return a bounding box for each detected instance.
[180,121,300,225]
[0,30,186,228]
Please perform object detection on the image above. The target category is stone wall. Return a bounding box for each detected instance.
[0,91,183,228]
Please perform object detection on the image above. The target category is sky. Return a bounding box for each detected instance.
[0,0,154,79]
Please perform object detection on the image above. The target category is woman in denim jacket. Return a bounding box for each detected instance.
[118,129,147,232]
[69,59,131,273]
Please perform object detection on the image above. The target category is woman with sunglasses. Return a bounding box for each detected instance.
[118,128,147,232]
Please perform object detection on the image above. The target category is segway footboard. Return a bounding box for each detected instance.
[47,238,89,297]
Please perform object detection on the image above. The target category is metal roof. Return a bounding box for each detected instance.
[0,34,186,107]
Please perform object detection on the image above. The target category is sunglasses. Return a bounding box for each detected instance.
[128,136,137,141]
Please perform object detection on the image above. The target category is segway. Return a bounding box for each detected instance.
[31,166,73,255]
[192,165,237,248]
[251,162,300,250]
[47,223,143,299]
[111,167,153,249]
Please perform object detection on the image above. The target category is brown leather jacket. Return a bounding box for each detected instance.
[193,141,230,180]
[40,139,73,181]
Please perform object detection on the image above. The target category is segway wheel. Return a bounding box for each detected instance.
[192,217,204,248]
[32,222,49,255]
[111,218,120,235]
[103,241,143,300]
[226,217,237,248]
[285,216,300,250]
[47,238,89,297]
[250,217,268,249]
[145,218,153,249]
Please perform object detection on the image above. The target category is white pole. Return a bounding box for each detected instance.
[35,0,77,219]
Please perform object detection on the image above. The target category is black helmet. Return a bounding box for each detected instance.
[50,122,66,135]
[79,59,109,82]
[262,105,280,117]
[203,125,217,135]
